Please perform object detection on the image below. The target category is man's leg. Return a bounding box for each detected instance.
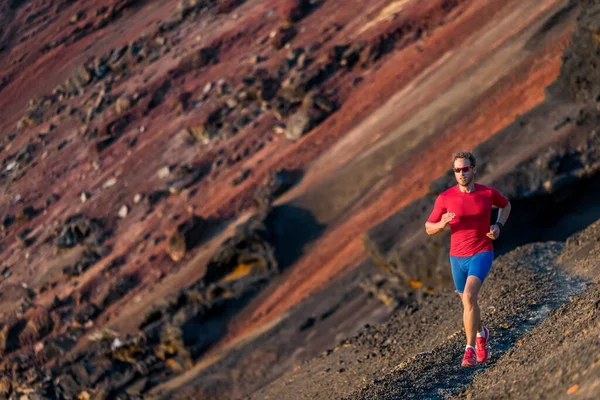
[462,276,482,348]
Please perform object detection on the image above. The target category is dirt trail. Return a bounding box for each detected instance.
[254,219,600,400]
[346,248,586,399]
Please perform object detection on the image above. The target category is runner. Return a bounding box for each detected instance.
[425,151,512,367]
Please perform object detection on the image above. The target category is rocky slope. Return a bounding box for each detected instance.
[257,0,600,398]
[0,0,594,399]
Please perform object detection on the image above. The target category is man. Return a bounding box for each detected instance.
[424,151,511,367]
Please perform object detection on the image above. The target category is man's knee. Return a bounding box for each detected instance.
[462,289,478,307]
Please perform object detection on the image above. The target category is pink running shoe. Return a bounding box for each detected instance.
[461,347,477,367]
[476,327,489,363]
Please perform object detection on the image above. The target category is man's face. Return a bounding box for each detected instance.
[453,158,475,186]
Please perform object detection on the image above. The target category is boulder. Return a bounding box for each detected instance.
[254,169,302,210]
[175,46,219,75]
[115,96,132,115]
[167,215,208,262]
[278,0,312,22]
[270,25,297,50]
[56,215,104,249]
[284,109,311,141]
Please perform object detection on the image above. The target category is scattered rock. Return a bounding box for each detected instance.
[147,190,170,206]
[278,0,313,22]
[56,215,104,249]
[254,169,302,209]
[19,308,53,346]
[203,82,213,95]
[232,168,252,186]
[46,193,61,207]
[5,161,16,171]
[166,164,209,193]
[1,267,11,279]
[115,96,132,115]
[66,65,93,92]
[81,192,91,203]
[57,373,81,398]
[285,109,311,140]
[118,205,129,219]
[1,214,15,230]
[74,303,101,324]
[70,10,86,24]
[175,46,219,76]
[167,215,208,262]
[157,166,172,179]
[259,77,280,102]
[270,25,297,49]
[187,123,217,144]
[103,177,117,188]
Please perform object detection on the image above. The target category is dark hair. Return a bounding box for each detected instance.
[452,151,476,168]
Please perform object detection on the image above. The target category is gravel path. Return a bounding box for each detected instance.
[254,240,593,399]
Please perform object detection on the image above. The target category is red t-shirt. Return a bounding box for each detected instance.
[427,183,509,257]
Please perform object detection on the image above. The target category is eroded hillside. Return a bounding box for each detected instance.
[0,0,586,398]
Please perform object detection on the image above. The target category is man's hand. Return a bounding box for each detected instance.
[440,212,455,227]
[425,212,455,235]
[487,224,500,240]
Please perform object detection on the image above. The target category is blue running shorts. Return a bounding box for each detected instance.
[449,250,494,293]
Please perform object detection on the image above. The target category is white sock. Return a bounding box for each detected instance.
[466,345,475,351]
[476,327,485,337]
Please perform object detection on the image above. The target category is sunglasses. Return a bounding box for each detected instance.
[453,166,473,173]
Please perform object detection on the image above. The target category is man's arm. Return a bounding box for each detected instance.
[425,219,448,235]
[425,211,455,235]
[496,201,511,227]
[487,201,511,240]
[425,194,453,235]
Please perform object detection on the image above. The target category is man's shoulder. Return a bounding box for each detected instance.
[475,183,495,192]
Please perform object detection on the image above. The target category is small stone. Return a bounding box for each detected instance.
[133,193,143,204]
[115,96,132,115]
[567,384,579,394]
[34,342,44,353]
[250,54,261,64]
[111,338,123,350]
[103,177,117,188]
[285,110,311,141]
[157,166,172,179]
[80,192,91,203]
[1,267,11,278]
[226,98,238,108]
[5,161,17,171]
[118,205,129,218]
[78,392,91,400]
[203,82,213,95]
